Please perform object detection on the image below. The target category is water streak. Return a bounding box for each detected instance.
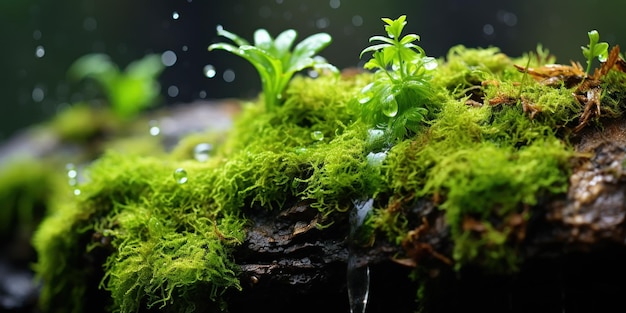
[347,198,373,313]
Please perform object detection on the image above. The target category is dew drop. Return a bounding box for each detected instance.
[381,94,398,117]
[173,168,188,184]
[172,11,180,20]
[366,151,387,167]
[203,64,216,78]
[149,120,160,136]
[358,96,371,104]
[73,189,81,196]
[310,131,324,141]
[194,143,213,162]
[329,0,340,9]
[35,45,45,58]
[161,50,177,67]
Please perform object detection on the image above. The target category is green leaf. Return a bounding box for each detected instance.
[289,33,332,71]
[273,29,297,59]
[215,26,249,46]
[254,29,273,51]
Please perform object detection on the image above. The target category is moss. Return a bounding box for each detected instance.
[30,43,626,313]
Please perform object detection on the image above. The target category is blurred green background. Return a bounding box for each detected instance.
[1,0,624,141]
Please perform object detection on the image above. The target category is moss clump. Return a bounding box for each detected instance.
[30,40,626,313]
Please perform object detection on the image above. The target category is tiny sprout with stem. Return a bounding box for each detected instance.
[581,29,609,75]
[356,15,438,141]
[208,26,338,112]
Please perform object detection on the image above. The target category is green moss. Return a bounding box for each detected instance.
[31,42,626,313]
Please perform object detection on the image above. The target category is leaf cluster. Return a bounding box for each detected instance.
[68,54,164,119]
[356,15,438,141]
[581,29,609,75]
[209,26,337,112]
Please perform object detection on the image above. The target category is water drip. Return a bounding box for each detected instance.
[347,198,373,313]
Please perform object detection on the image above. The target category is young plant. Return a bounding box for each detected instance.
[357,15,438,141]
[208,26,337,112]
[68,54,164,119]
[581,29,609,75]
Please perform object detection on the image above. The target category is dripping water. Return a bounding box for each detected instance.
[347,198,373,313]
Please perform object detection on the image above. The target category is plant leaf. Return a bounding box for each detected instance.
[254,29,273,51]
[273,29,297,59]
[289,33,332,71]
[215,26,250,46]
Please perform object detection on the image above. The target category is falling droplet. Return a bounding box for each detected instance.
[310,131,324,141]
[172,11,180,20]
[35,45,45,58]
[149,120,160,136]
[381,94,398,117]
[203,64,216,78]
[173,168,188,184]
[194,143,213,162]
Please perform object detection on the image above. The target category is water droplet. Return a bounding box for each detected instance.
[329,0,340,9]
[194,143,213,162]
[381,94,398,117]
[32,86,44,102]
[423,57,438,70]
[73,189,81,196]
[182,45,188,52]
[366,151,387,167]
[33,30,42,40]
[198,90,207,98]
[149,120,160,136]
[172,11,180,20]
[35,45,45,58]
[161,50,177,67]
[311,131,324,141]
[173,168,188,184]
[308,69,319,78]
[358,96,371,104]
[223,69,235,82]
[295,147,307,154]
[167,85,179,97]
[66,163,79,186]
[351,15,363,27]
[203,64,216,78]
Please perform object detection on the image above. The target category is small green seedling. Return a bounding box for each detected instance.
[68,54,164,119]
[357,15,437,140]
[581,29,609,75]
[209,26,337,112]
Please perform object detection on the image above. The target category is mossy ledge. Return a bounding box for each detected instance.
[30,44,626,313]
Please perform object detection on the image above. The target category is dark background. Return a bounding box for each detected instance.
[1,0,624,141]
